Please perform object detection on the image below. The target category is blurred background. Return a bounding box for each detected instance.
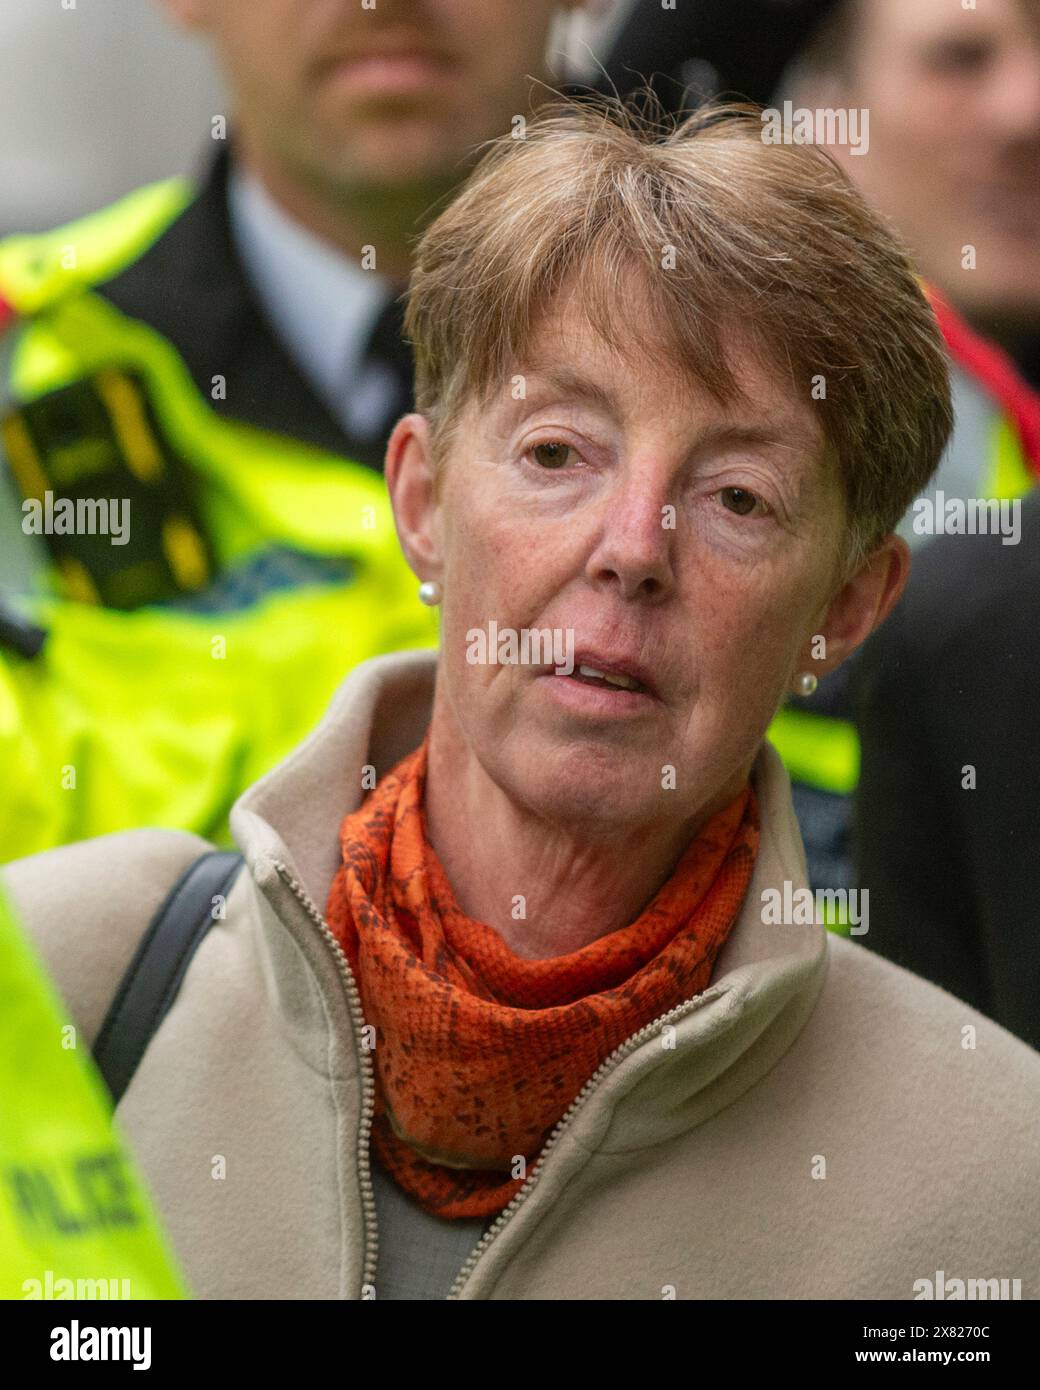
[0,0,634,233]
[0,0,222,232]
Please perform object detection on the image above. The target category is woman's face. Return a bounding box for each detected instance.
[391,285,895,840]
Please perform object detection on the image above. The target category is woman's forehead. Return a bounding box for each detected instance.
[505,293,825,452]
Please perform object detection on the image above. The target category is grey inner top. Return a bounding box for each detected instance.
[370,1151,492,1301]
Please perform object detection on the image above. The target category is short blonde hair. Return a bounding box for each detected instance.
[405,96,953,571]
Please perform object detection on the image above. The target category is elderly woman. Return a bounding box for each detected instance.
[5,100,1039,1302]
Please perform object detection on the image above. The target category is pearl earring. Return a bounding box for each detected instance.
[418,580,442,607]
[795,671,818,697]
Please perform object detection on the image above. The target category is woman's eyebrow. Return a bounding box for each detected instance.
[688,421,822,459]
[516,366,618,415]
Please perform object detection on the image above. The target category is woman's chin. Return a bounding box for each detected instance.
[499,739,675,836]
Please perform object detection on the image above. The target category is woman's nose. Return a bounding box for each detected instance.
[585,486,676,602]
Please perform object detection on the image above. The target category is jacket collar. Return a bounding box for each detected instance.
[230,649,828,1154]
[95,144,385,469]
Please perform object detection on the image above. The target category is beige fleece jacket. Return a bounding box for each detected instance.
[4,649,1039,1300]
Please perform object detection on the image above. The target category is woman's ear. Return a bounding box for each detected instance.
[384,413,443,582]
[797,533,911,678]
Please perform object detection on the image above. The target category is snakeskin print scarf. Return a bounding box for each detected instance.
[325,734,759,1220]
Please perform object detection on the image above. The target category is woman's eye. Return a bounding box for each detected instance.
[529,440,575,470]
[718,486,765,517]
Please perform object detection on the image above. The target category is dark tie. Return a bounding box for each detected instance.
[353,292,415,459]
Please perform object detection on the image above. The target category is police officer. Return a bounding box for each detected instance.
[0,885,186,1298]
[0,0,590,861]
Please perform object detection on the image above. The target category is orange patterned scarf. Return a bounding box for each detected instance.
[325,735,760,1220]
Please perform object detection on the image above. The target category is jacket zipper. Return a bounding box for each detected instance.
[275,862,380,1296]
[277,859,727,1301]
[445,981,727,1299]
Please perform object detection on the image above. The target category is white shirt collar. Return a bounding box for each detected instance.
[226,162,396,441]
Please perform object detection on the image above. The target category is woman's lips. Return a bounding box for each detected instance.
[569,651,660,698]
[536,669,660,719]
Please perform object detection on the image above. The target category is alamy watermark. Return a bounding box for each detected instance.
[23,1270,130,1300]
[466,620,574,675]
[913,1269,1022,1300]
[761,881,869,935]
[760,102,869,156]
[912,493,1021,545]
[22,491,130,546]
[49,1319,151,1370]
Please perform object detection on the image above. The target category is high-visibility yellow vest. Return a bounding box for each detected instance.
[0,885,187,1298]
[0,180,437,862]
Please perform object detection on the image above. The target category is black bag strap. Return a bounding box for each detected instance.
[92,849,244,1106]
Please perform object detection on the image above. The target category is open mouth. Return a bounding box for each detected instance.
[537,659,658,718]
[566,664,649,694]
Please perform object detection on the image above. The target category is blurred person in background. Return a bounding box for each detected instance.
[790,0,1040,385]
[788,0,1040,1024]
[852,491,1040,1053]
[599,0,1040,912]
[605,0,1040,382]
[782,0,1040,904]
[0,0,593,862]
